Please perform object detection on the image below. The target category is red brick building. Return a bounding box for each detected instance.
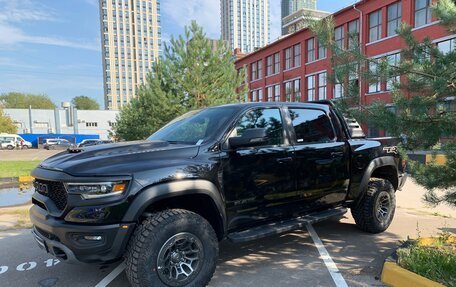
[235,0,455,136]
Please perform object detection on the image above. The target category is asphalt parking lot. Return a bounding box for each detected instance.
[0,202,454,287]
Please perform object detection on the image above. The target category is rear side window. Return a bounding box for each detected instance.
[233,108,284,146]
[289,108,335,143]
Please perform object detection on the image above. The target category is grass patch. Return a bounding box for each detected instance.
[0,160,40,178]
[397,234,456,287]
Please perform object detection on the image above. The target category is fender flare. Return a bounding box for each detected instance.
[122,179,226,231]
[354,156,398,206]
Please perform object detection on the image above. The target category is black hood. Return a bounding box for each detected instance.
[38,140,200,176]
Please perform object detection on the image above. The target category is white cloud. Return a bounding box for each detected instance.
[162,0,221,38]
[0,0,99,51]
[162,0,281,43]
[0,0,56,22]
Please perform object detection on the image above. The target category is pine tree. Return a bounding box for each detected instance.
[309,0,456,206]
[115,21,247,141]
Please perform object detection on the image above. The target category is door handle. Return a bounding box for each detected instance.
[276,157,293,164]
[331,152,344,158]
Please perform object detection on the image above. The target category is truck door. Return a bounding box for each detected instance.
[287,107,350,210]
[220,107,296,231]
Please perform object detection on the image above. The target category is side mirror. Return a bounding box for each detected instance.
[229,128,268,148]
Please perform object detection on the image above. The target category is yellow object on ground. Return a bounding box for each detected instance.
[381,262,445,287]
[18,176,34,183]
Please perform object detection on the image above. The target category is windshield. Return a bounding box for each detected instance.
[148,106,238,145]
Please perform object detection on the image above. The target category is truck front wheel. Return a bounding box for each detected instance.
[351,178,396,233]
[125,209,219,287]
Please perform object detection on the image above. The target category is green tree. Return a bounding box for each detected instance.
[71,95,100,110]
[0,92,55,109]
[309,0,456,206]
[0,108,17,133]
[115,21,247,141]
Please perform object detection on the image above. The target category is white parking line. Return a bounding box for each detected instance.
[94,262,126,287]
[306,223,348,287]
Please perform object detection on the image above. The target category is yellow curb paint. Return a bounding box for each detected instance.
[381,262,445,287]
[18,176,34,183]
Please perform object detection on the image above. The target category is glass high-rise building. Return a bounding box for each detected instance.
[100,0,161,110]
[281,0,317,35]
[221,0,270,54]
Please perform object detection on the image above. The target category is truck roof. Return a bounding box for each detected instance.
[215,101,332,113]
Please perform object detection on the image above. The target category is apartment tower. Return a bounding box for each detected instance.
[100,0,161,110]
[221,0,270,54]
[281,0,319,35]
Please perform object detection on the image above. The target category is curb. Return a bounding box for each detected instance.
[381,262,445,287]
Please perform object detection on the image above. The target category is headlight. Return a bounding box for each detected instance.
[65,182,128,199]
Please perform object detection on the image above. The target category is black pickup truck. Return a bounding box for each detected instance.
[30,101,406,287]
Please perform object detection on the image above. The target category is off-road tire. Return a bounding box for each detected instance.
[351,178,396,233]
[125,209,219,287]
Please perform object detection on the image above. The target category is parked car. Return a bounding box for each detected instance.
[0,137,16,150]
[43,139,72,150]
[31,101,407,287]
[0,134,32,149]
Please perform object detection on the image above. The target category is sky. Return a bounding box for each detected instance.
[0,0,356,109]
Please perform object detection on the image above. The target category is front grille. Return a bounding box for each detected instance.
[34,179,67,211]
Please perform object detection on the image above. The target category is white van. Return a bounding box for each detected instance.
[0,133,32,149]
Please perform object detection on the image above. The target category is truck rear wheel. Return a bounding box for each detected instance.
[125,209,219,287]
[351,178,396,233]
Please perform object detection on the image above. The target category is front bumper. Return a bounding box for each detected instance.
[30,205,135,264]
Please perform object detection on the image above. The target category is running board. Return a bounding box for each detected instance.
[227,207,347,243]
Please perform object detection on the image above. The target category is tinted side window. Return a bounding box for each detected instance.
[289,108,335,143]
[234,108,284,146]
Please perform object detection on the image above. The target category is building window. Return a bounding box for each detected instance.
[437,38,456,54]
[318,40,327,59]
[306,75,315,101]
[274,84,281,101]
[285,81,293,101]
[318,72,327,100]
[348,19,359,49]
[386,53,401,90]
[307,38,315,62]
[251,90,257,102]
[266,56,273,76]
[387,2,402,37]
[369,10,382,42]
[267,86,273,101]
[257,60,263,79]
[251,62,257,81]
[294,44,301,67]
[334,80,344,99]
[335,26,345,49]
[285,47,292,70]
[294,79,301,102]
[368,61,381,93]
[86,122,98,127]
[415,0,432,27]
[258,89,263,102]
[274,53,280,74]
